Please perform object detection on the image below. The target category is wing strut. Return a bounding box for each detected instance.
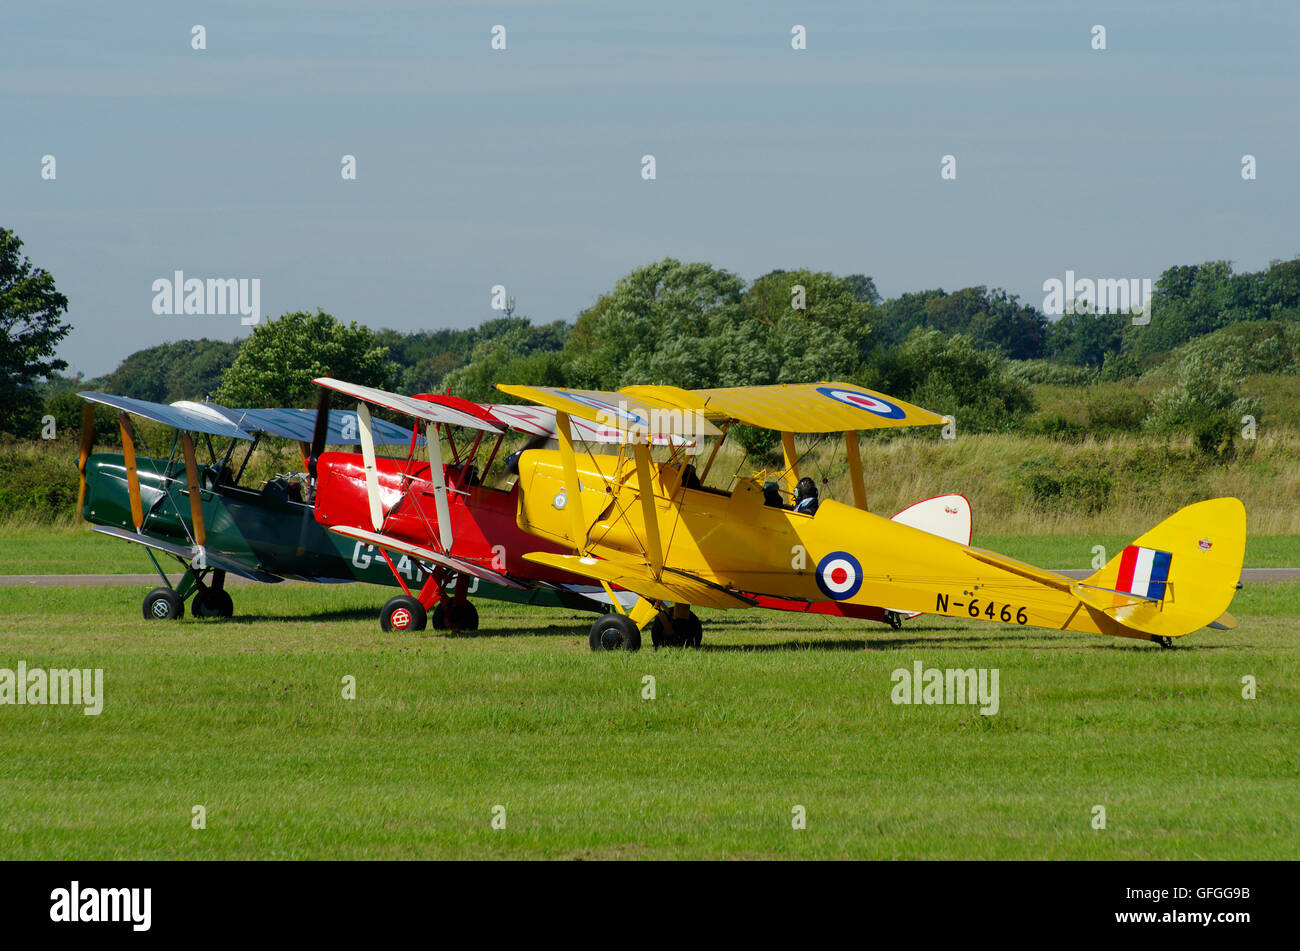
[780,431,799,496]
[631,440,664,575]
[356,402,385,532]
[119,412,144,531]
[76,401,95,519]
[180,432,207,547]
[555,411,589,554]
[845,430,867,510]
[425,421,453,552]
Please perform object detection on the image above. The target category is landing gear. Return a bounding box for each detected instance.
[431,600,479,631]
[650,611,702,648]
[883,610,904,630]
[192,587,234,619]
[142,587,184,620]
[1154,635,1174,650]
[380,595,428,633]
[589,613,642,652]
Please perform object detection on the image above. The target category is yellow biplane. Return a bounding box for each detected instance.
[494,381,1246,651]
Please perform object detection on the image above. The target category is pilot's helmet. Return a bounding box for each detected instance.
[795,477,818,501]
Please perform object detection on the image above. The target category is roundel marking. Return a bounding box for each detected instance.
[557,390,649,427]
[816,386,906,420]
[815,551,863,601]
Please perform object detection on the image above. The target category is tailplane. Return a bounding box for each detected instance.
[1076,498,1245,638]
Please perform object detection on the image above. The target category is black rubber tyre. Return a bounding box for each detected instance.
[191,588,234,619]
[380,595,427,633]
[143,587,184,620]
[432,601,479,631]
[884,610,904,630]
[589,613,642,652]
[651,612,702,648]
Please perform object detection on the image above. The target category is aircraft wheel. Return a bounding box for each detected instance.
[884,610,904,630]
[380,595,427,633]
[143,587,185,621]
[589,614,642,652]
[651,612,702,648]
[432,601,479,632]
[192,588,234,619]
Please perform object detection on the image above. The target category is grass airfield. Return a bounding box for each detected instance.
[1,557,1297,860]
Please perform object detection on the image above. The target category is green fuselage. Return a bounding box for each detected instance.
[81,452,564,605]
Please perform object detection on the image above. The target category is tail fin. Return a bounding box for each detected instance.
[890,493,972,545]
[1077,498,1246,638]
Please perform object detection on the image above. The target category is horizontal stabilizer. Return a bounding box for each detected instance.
[964,546,1075,592]
[1208,611,1237,631]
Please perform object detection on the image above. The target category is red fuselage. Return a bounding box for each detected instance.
[312,452,587,588]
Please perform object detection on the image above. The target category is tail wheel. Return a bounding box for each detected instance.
[589,613,642,652]
[380,595,427,633]
[192,588,234,619]
[432,601,479,631]
[143,587,184,620]
[651,612,702,648]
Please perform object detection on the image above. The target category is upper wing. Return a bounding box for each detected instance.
[207,406,412,446]
[314,378,501,433]
[494,386,722,439]
[522,552,756,610]
[80,392,252,440]
[621,382,948,433]
[496,382,945,436]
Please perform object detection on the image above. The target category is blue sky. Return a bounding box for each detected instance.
[2,1,1296,377]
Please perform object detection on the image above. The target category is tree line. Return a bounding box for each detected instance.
[5,223,1299,447]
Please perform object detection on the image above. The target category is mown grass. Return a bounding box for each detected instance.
[0,581,1295,859]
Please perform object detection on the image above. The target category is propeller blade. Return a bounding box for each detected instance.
[76,401,95,520]
[119,413,144,531]
[308,386,331,477]
[181,432,206,548]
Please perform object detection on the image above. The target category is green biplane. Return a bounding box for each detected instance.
[76,391,602,622]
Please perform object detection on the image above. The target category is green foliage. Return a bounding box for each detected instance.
[42,390,119,446]
[0,441,78,522]
[1123,258,1300,362]
[1076,387,1149,433]
[215,310,393,407]
[92,338,239,402]
[1005,360,1096,386]
[885,329,1035,433]
[0,228,72,436]
[1018,459,1113,514]
[1145,351,1260,458]
[877,286,1049,359]
[561,258,748,389]
[1048,311,1126,368]
[375,317,569,394]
